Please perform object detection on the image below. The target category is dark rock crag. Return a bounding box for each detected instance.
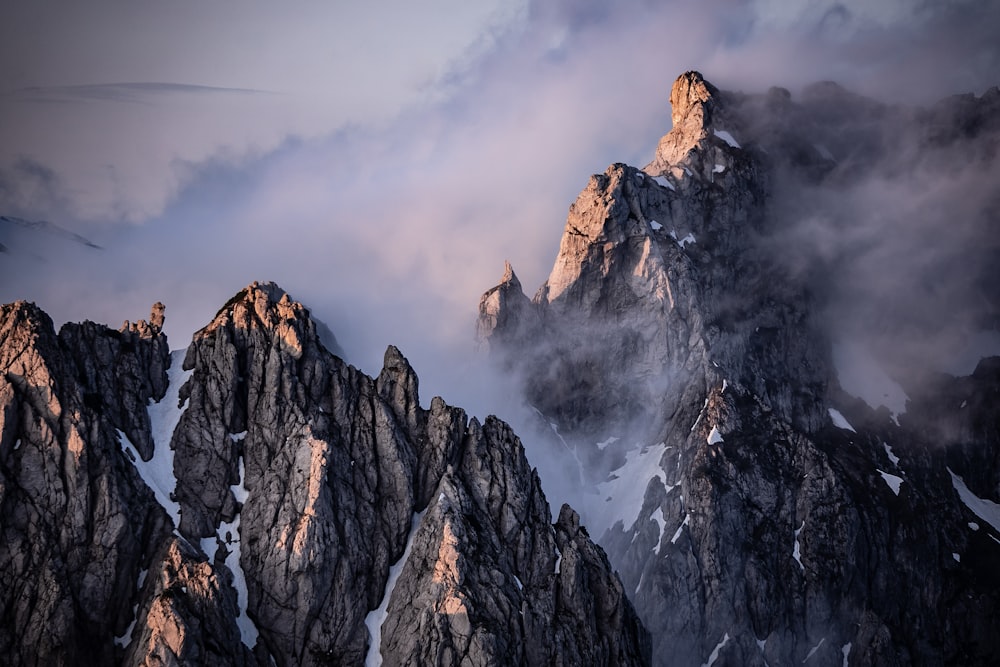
[479,72,1000,665]
[0,282,650,666]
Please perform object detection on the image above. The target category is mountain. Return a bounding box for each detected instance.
[0,282,649,666]
[478,72,1000,665]
[4,70,998,667]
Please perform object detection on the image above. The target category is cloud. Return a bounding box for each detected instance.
[9,83,269,104]
[0,0,519,223]
[1,0,998,443]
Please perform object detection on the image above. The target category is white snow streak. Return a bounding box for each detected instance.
[133,349,193,529]
[841,642,852,667]
[652,175,676,190]
[707,426,724,445]
[232,456,249,504]
[649,220,663,231]
[651,507,667,554]
[220,455,257,648]
[948,467,1000,534]
[691,398,709,432]
[969,522,980,531]
[828,408,856,433]
[804,637,825,662]
[590,441,668,538]
[114,611,138,648]
[365,510,425,667]
[877,469,904,496]
[701,633,730,667]
[714,129,741,148]
[677,233,697,248]
[670,514,690,544]
[883,442,900,466]
[793,521,805,571]
[952,552,961,562]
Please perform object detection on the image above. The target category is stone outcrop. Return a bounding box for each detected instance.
[0,300,173,665]
[0,282,649,666]
[478,72,1000,665]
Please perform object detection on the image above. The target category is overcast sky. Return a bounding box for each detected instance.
[1,0,998,418]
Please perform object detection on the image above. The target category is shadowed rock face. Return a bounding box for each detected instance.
[0,281,650,666]
[478,72,1000,665]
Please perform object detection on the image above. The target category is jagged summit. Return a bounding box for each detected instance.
[201,280,306,332]
[477,72,1000,665]
[645,71,747,184]
[480,71,825,440]
[0,281,649,665]
[199,280,347,359]
[477,261,536,352]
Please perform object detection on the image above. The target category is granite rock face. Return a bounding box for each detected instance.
[0,282,649,666]
[479,72,1000,665]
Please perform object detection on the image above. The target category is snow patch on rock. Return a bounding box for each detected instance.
[701,632,730,667]
[713,129,740,148]
[804,637,825,662]
[793,521,805,571]
[948,468,1000,534]
[133,349,193,529]
[877,469,904,496]
[589,441,668,537]
[670,514,690,545]
[828,408,856,433]
[365,510,426,667]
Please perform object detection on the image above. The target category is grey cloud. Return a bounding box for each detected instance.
[0,0,998,506]
[0,156,73,221]
[7,83,270,104]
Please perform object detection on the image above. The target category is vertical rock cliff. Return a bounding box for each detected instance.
[479,72,1000,665]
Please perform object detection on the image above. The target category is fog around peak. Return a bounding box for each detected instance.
[1,0,998,437]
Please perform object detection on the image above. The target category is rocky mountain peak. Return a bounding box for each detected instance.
[0,280,651,664]
[201,280,310,335]
[478,71,1000,665]
[479,69,828,442]
[645,71,744,183]
[0,279,650,664]
[669,70,719,135]
[477,260,536,352]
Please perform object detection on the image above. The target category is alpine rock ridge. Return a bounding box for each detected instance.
[0,282,649,665]
[479,71,1000,666]
[2,68,999,667]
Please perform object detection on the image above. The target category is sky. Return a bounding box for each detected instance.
[1,0,999,426]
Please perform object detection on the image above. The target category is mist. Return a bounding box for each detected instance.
[2,0,999,514]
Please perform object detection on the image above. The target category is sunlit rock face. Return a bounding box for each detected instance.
[0,281,649,666]
[479,72,1000,665]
